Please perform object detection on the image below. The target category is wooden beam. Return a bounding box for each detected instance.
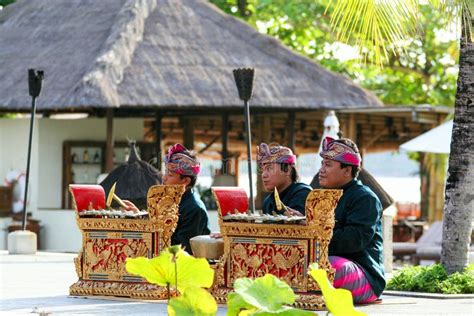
[199,135,220,154]
[347,113,356,141]
[155,112,163,171]
[287,111,295,151]
[182,118,195,150]
[234,152,240,185]
[105,108,114,172]
[363,129,388,150]
[221,113,230,174]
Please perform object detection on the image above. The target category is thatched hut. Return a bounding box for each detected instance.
[0,0,449,155]
[0,0,450,209]
[0,0,381,112]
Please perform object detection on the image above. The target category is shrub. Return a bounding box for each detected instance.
[387,264,474,294]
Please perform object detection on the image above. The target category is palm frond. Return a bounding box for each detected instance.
[429,0,473,42]
[459,0,473,42]
[326,0,419,65]
[326,0,472,65]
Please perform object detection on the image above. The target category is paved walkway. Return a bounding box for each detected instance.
[0,252,472,315]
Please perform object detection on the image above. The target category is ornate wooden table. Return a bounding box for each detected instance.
[209,187,342,310]
[69,184,184,299]
[68,184,342,310]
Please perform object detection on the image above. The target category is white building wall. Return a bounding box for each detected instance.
[0,117,143,251]
[0,118,39,216]
[0,117,220,252]
[36,118,144,209]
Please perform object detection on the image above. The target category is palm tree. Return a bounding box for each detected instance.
[327,0,472,274]
[440,6,473,274]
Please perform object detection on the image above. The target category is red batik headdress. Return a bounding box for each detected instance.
[165,143,201,176]
[320,136,361,166]
[256,143,297,166]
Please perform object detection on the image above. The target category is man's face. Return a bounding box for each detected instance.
[163,169,190,186]
[318,158,352,189]
[261,163,289,192]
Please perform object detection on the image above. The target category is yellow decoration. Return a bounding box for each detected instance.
[106,182,116,208]
[106,182,127,209]
[309,263,367,316]
[274,187,283,211]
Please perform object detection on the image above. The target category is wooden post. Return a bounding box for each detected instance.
[183,118,195,150]
[234,153,240,185]
[105,109,114,172]
[221,113,230,175]
[287,111,295,151]
[347,113,356,141]
[155,112,163,171]
[356,123,365,164]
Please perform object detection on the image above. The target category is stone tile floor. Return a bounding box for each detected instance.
[1,252,472,315]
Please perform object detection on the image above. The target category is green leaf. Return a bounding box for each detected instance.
[226,292,255,316]
[251,306,316,315]
[125,246,214,292]
[168,287,217,316]
[309,264,366,316]
[234,274,295,312]
[125,256,169,287]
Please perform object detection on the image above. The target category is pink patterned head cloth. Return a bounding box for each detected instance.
[320,136,361,167]
[165,143,201,176]
[256,143,297,166]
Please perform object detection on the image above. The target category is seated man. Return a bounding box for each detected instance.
[318,136,385,304]
[125,143,210,255]
[257,143,311,216]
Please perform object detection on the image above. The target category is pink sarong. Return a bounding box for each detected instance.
[329,256,378,304]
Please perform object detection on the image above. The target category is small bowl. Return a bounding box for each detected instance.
[190,235,224,260]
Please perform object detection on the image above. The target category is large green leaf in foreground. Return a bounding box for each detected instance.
[125,246,214,292]
[168,287,217,316]
[227,274,315,315]
[234,275,294,312]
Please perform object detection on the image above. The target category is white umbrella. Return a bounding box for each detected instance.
[400,120,453,154]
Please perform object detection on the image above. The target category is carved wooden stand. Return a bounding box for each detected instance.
[210,189,342,310]
[69,185,341,311]
[69,185,184,299]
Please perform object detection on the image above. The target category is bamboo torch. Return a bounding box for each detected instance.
[232,68,255,214]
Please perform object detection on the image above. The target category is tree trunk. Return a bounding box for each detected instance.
[440,11,474,274]
[423,153,448,223]
[237,0,248,17]
[419,153,429,220]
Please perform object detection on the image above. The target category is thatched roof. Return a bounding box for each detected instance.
[0,0,382,112]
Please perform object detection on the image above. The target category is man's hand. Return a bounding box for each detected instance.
[283,206,303,217]
[122,200,139,212]
[210,232,222,239]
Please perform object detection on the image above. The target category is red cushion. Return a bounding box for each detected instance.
[212,187,248,216]
[69,184,106,212]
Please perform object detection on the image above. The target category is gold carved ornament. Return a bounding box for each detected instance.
[228,241,307,290]
[147,185,185,252]
[210,189,342,310]
[70,280,174,299]
[70,184,184,299]
[305,189,342,288]
[82,234,151,281]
